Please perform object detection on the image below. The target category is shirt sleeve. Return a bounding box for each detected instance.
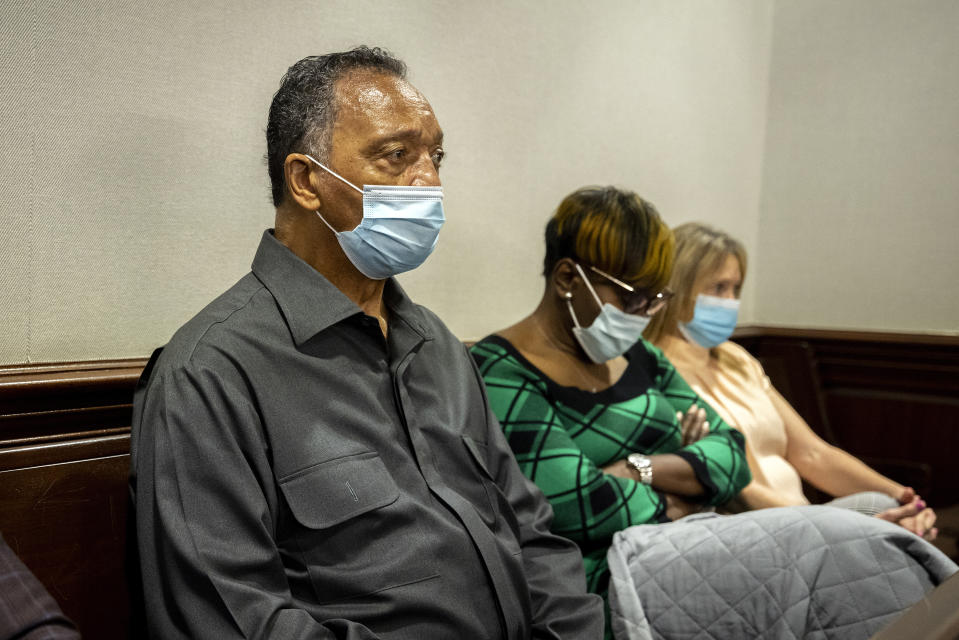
[131,357,381,640]
[0,535,80,640]
[647,342,752,505]
[471,342,670,550]
[465,347,606,640]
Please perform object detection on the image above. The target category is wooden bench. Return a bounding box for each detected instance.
[1,328,957,638]
[0,360,142,640]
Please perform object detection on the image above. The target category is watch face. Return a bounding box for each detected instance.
[627,453,653,484]
[629,453,649,469]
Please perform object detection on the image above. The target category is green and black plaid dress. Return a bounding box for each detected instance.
[470,335,750,595]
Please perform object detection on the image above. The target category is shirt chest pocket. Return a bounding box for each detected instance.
[278,452,438,603]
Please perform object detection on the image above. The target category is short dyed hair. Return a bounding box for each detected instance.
[266,46,407,206]
[644,222,748,344]
[543,186,674,293]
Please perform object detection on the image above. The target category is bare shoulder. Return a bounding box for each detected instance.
[496,323,524,344]
[716,341,768,385]
[497,319,539,353]
[716,340,756,363]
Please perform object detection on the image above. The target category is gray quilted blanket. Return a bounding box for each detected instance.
[607,505,958,640]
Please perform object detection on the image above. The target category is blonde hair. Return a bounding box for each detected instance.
[644,222,747,347]
[543,186,674,292]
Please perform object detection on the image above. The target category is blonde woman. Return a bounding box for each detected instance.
[645,222,937,539]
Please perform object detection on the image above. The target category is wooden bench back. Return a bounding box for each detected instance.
[0,360,142,640]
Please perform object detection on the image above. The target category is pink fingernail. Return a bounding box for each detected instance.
[918,500,926,509]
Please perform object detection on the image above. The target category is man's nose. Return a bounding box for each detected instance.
[409,152,441,187]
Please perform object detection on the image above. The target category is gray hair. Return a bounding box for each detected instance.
[265,46,407,206]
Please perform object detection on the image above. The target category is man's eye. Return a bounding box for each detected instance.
[380,147,407,164]
[431,148,445,167]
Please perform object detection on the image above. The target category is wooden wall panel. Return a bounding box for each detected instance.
[0,454,131,639]
[0,360,142,640]
[735,326,959,561]
[824,391,958,504]
[0,359,145,445]
[1,329,957,634]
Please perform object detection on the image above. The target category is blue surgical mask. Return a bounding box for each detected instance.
[305,155,445,280]
[568,264,650,363]
[679,294,740,348]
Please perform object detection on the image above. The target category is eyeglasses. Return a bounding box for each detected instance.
[587,265,673,317]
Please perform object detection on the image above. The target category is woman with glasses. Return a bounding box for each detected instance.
[644,222,937,538]
[469,187,751,600]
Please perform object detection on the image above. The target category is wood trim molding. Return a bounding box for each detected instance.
[734,325,959,399]
[733,325,959,510]
[0,359,147,448]
[2,325,957,433]
[733,324,959,346]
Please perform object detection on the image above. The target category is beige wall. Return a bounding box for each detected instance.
[0,0,774,363]
[754,0,959,332]
[11,1,957,364]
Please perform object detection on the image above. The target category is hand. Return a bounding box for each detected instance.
[664,492,703,521]
[677,405,709,446]
[876,497,938,540]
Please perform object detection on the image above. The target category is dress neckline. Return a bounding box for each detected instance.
[479,334,651,410]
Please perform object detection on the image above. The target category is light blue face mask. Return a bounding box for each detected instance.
[679,294,741,348]
[568,264,651,363]
[305,155,445,280]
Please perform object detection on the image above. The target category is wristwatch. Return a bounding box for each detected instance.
[626,453,653,485]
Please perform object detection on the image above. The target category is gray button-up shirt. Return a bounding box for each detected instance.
[130,230,603,639]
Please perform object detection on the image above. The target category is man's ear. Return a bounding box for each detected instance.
[551,258,578,299]
[284,153,321,211]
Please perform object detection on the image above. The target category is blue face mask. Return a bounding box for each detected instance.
[568,264,650,363]
[305,155,445,280]
[679,294,740,348]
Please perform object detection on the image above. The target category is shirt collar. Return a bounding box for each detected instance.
[251,230,432,345]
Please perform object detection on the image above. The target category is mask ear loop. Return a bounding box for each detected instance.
[304,154,364,193]
[313,209,341,236]
[304,154,364,235]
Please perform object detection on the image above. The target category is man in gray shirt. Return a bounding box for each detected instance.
[130,46,604,639]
